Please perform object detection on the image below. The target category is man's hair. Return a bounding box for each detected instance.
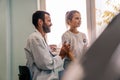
[32,10,50,29]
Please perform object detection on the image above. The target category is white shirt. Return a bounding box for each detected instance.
[62,30,88,59]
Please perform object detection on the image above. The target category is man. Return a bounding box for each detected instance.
[24,10,70,80]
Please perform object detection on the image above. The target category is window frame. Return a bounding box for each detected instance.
[38,0,96,46]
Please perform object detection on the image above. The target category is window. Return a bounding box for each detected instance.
[96,0,120,37]
[46,0,88,47]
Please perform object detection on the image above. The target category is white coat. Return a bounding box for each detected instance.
[24,30,63,80]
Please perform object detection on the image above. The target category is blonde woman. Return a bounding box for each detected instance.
[62,10,88,69]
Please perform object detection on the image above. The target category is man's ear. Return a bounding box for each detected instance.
[38,19,43,26]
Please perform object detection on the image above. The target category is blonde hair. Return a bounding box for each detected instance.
[65,10,80,27]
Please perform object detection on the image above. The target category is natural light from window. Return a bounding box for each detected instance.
[46,0,87,47]
[96,0,120,37]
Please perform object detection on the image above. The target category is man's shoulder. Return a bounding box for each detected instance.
[27,32,42,40]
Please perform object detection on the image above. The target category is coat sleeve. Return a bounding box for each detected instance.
[30,36,63,71]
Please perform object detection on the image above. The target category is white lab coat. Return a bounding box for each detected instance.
[24,29,63,80]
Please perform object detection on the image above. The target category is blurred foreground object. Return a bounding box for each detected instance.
[82,12,120,80]
[62,60,84,80]
[61,12,120,80]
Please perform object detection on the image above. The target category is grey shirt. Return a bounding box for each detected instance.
[62,30,88,59]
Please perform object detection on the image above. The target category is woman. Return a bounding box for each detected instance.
[62,10,88,69]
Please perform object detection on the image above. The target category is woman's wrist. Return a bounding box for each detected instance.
[59,48,67,59]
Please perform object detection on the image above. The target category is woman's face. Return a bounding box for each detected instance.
[69,12,81,28]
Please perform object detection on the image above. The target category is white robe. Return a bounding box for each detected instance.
[24,29,63,80]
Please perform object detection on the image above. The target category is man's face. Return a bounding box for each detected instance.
[42,14,52,33]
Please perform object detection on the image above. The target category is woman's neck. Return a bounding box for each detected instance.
[69,28,79,34]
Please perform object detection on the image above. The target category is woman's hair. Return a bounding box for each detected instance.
[65,10,80,27]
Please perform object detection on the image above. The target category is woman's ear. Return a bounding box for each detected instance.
[67,20,71,25]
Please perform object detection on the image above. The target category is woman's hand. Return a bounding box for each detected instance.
[59,41,70,59]
[49,44,57,52]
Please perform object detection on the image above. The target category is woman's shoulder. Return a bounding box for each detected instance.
[62,30,72,37]
[63,30,72,35]
[79,32,86,36]
[62,30,72,40]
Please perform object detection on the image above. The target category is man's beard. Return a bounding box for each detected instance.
[42,23,51,33]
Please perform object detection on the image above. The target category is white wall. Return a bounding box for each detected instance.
[0,0,37,80]
[0,0,7,80]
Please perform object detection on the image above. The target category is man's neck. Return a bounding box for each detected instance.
[37,27,46,37]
